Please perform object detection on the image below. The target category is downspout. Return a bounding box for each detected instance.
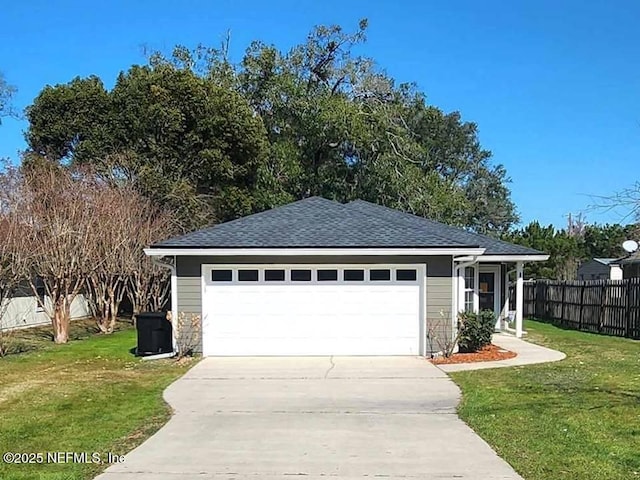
[151,256,177,351]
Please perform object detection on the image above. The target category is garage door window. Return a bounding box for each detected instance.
[238,270,259,282]
[370,269,391,281]
[291,269,312,281]
[317,269,338,281]
[211,270,233,282]
[396,269,417,281]
[344,269,365,281]
[265,269,285,281]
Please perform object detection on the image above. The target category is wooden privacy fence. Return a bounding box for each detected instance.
[517,279,640,339]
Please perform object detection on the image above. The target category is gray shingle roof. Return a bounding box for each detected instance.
[346,200,543,255]
[152,197,544,255]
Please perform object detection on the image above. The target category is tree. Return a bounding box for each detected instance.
[85,181,175,333]
[235,21,519,231]
[1,161,106,343]
[505,220,639,280]
[505,222,581,280]
[0,166,27,355]
[26,67,270,230]
[124,195,175,317]
[0,72,17,124]
[25,21,519,233]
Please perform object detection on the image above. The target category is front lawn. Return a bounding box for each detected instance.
[0,327,193,480]
[451,320,640,480]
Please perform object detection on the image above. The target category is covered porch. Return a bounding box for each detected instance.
[452,254,549,338]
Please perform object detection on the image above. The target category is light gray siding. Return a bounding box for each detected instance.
[175,255,454,355]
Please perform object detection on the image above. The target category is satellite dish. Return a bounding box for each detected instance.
[622,240,639,253]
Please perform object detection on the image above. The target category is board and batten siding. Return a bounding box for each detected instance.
[175,255,454,354]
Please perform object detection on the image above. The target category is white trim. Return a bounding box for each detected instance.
[145,247,486,257]
[477,254,549,262]
[151,256,177,351]
[170,258,177,347]
[515,261,524,338]
[479,264,501,328]
[473,265,480,313]
[451,257,458,344]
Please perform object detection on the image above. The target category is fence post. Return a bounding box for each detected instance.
[598,282,606,333]
[579,283,585,330]
[625,280,632,338]
[561,282,567,324]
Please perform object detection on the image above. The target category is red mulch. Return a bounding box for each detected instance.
[430,344,517,365]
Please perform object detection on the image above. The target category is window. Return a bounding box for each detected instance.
[370,269,391,281]
[344,269,364,281]
[265,269,285,281]
[464,266,475,312]
[291,269,311,281]
[396,269,417,281]
[211,270,232,282]
[35,277,46,312]
[317,269,338,281]
[238,270,259,282]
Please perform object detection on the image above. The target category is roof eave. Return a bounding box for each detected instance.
[145,247,486,257]
[476,254,550,262]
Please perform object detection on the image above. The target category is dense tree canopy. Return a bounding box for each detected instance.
[25,20,518,233]
[505,221,639,280]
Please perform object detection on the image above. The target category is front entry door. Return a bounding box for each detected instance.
[478,272,496,313]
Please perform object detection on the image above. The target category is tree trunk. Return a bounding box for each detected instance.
[52,299,70,344]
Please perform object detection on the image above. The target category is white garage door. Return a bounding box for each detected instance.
[201,264,424,356]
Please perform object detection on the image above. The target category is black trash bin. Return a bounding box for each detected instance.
[136,312,173,356]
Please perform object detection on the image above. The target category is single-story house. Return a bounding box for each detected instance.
[145,197,548,356]
[614,251,640,279]
[577,258,623,281]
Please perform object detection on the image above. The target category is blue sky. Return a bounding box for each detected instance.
[1,0,639,228]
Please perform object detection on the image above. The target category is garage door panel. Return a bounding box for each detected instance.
[202,265,423,356]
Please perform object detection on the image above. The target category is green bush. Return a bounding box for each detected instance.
[457,310,496,353]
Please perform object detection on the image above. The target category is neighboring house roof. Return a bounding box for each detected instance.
[614,251,640,265]
[152,197,544,255]
[585,258,618,266]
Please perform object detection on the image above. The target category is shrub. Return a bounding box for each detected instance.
[457,310,496,353]
[174,312,201,359]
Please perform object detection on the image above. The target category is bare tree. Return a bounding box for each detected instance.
[0,171,27,354]
[86,181,174,332]
[590,182,640,224]
[3,162,106,343]
[85,184,136,333]
[126,207,174,318]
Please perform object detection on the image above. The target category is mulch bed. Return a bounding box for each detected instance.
[430,344,517,365]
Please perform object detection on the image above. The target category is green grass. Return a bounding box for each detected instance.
[1,318,132,356]
[451,320,640,480]
[0,324,193,480]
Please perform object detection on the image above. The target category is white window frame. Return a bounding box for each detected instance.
[462,265,479,313]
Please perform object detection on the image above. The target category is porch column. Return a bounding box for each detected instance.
[515,261,524,338]
[502,266,510,328]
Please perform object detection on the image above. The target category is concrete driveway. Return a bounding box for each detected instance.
[96,357,522,479]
